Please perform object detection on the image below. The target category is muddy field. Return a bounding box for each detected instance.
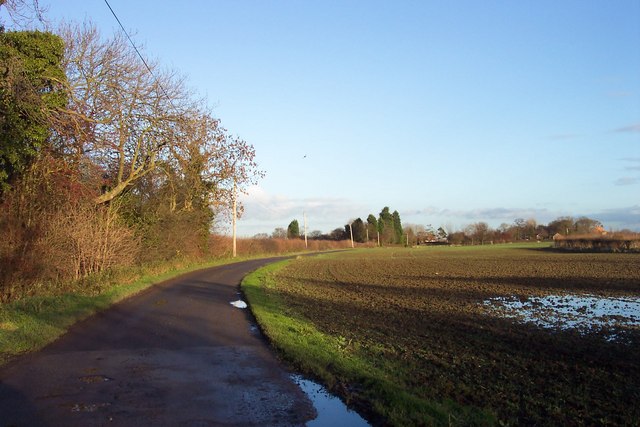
[272,244,640,425]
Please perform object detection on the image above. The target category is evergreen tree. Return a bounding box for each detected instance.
[392,210,403,244]
[379,206,392,229]
[287,219,300,239]
[347,218,366,243]
[366,214,377,242]
[378,206,394,244]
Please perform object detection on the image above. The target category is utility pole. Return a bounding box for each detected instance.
[349,223,354,248]
[232,179,237,258]
[377,230,380,247]
[303,211,308,249]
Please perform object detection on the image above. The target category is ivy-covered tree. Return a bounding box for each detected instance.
[0,30,66,193]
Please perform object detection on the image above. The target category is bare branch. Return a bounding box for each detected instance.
[0,0,47,29]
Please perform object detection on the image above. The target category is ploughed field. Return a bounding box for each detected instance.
[272,245,640,425]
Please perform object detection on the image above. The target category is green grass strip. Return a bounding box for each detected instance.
[242,259,495,426]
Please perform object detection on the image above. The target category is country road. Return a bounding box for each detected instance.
[0,258,317,426]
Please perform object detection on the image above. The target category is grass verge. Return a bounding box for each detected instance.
[241,258,495,426]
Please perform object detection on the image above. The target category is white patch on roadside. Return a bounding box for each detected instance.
[230,300,248,309]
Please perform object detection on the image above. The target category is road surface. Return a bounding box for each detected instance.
[0,258,316,426]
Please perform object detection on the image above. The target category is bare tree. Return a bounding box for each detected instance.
[271,228,286,239]
[468,222,490,245]
[172,114,263,215]
[0,0,46,29]
[57,22,191,205]
[57,22,263,213]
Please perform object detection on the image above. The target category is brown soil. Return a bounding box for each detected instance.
[272,245,640,425]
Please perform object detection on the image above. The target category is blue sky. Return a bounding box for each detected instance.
[13,1,640,234]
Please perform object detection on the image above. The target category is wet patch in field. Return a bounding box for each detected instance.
[291,375,369,427]
[484,294,640,340]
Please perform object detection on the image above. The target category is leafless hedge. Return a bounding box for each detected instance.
[208,235,358,258]
[42,203,139,281]
[553,234,640,253]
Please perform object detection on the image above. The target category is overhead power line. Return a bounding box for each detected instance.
[103,0,172,103]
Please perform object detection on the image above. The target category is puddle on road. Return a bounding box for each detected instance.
[291,375,369,427]
[235,295,368,425]
[248,322,260,335]
[483,294,640,341]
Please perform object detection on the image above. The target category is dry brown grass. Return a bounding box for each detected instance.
[554,233,640,252]
[207,235,367,257]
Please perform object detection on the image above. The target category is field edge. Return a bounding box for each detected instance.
[241,256,496,427]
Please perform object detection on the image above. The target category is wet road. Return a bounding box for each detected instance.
[0,258,316,426]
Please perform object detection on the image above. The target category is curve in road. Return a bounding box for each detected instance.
[0,257,316,426]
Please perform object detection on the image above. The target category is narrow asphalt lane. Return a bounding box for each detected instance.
[0,257,316,426]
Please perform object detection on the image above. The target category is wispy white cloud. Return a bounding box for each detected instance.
[236,185,367,236]
[614,177,639,186]
[621,158,640,171]
[404,205,640,231]
[613,159,640,185]
[404,206,554,222]
[613,123,640,133]
[590,206,640,231]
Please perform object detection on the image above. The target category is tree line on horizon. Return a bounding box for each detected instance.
[260,214,627,247]
[0,11,261,301]
[416,216,614,246]
[351,207,405,244]
[260,206,406,245]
